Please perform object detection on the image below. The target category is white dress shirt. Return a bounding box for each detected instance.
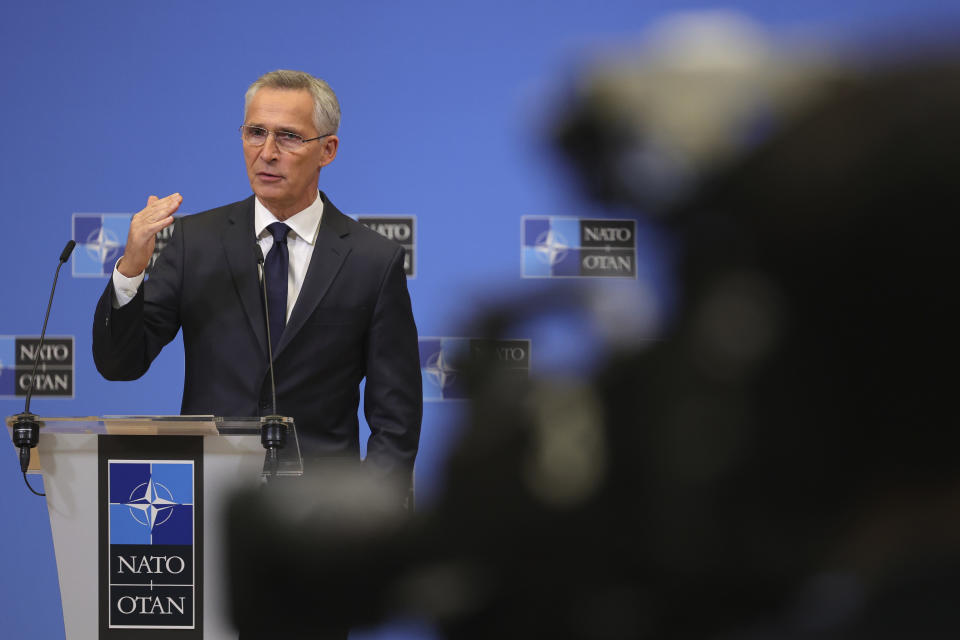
[253,193,323,321]
[112,192,324,321]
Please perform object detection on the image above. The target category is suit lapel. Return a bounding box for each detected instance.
[220,197,268,358]
[274,194,352,359]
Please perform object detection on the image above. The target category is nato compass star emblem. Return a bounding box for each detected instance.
[534,229,569,265]
[85,225,123,267]
[125,477,179,530]
[424,348,458,390]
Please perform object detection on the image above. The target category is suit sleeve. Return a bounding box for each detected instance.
[362,245,423,487]
[92,218,185,380]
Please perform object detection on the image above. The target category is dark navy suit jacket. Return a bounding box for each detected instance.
[92,193,422,483]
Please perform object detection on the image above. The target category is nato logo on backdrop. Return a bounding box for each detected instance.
[107,460,196,629]
[357,215,416,277]
[522,216,637,278]
[0,335,74,398]
[72,213,175,277]
[419,337,531,401]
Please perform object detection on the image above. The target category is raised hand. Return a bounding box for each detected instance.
[117,193,182,277]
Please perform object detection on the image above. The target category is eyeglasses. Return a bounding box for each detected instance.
[239,125,333,152]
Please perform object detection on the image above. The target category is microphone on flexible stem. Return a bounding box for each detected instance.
[12,239,76,496]
[255,245,286,478]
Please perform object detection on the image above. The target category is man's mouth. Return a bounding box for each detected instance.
[257,172,283,182]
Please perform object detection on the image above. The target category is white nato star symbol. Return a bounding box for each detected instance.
[126,478,178,530]
[534,229,569,265]
[425,349,458,390]
[85,225,122,265]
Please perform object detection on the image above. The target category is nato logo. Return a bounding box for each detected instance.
[0,335,74,398]
[72,213,176,278]
[108,460,195,628]
[357,215,416,277]
[522,216,637,278]
[420,337,531,401]
[109,461,193,544]
[72,214,129,277]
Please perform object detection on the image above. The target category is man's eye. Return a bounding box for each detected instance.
[278,131,301,143]
[246,127,267,138]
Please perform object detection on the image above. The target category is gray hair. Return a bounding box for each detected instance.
[244,69,341,135]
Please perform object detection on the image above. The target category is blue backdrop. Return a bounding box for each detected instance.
[1,1,954,638]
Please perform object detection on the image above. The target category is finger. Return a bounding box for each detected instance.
[132,212,172,234]
[153,193,182,215]
[142,193,178,211]
[141,214,176,234]
[141,197,181,222]
[148,216,176,232]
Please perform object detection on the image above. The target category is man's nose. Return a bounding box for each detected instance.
[261,132,280,158]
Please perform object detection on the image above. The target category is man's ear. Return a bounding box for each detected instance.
[319,135,339,168]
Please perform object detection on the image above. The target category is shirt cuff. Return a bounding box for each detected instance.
[111,259,144,309]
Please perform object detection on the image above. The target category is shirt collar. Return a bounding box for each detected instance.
[254,192,324,244]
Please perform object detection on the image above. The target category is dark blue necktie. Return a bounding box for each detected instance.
[264,222,290,353]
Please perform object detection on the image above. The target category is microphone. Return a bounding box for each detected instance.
[59,240,76,263]
[255,244,286,477]
[12,239,76,496]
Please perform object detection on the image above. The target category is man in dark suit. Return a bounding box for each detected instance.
[92,70,422,491]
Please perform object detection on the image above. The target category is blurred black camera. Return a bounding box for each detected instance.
[227,21,960,639]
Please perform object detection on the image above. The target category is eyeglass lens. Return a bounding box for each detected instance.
[241,126,304,151]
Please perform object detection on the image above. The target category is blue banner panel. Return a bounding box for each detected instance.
[98,436,203,639]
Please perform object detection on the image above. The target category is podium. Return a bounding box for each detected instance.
[5,414,301,639]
